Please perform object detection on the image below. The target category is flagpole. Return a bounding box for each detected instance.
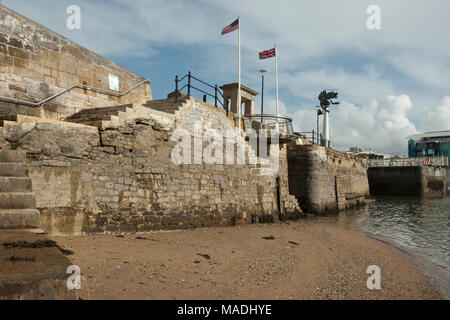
[238,14,241,132]
[275,44,279,131]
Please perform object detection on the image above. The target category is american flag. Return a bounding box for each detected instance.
[222,19,239,35]
[259,48,276,60]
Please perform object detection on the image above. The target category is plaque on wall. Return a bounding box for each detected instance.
[109,74,119,91]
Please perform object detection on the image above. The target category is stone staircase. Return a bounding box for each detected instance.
[64,95,190,130]
[65,103,134,128]
[0,114,18,127]
[142,95,189,114]
[0,150,40,229]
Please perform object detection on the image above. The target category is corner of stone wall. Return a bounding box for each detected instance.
[280,195,304,221]
[0,127,5,149]
[421,167,447,197]
[287,143,369,215]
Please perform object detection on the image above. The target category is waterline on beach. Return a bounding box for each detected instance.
[312,197,450,297]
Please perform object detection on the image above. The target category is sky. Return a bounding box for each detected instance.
[3,0,450,155]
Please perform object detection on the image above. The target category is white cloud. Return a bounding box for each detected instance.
[388,54,450,91]
[292,95,418,155]
[281,66,397,106]
[419,97,450,132]
[261,98,287,116]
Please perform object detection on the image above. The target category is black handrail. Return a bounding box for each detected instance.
[175,72,225,109]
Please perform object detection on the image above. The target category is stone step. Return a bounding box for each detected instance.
[143,97,187,107]
[145,105,181,114]
[76,121,105,128]
[143,102,178,107]
[143,101,183,107]
[0,163,28,177]
[0,177,32,192]
[143,106,177,112]
[0,150,26,163]
[146,97,185,104]
[0,115,18,127]
[0,209,40,229]
[145,102,181,107]
[148,106,180,112]
[69,114,116,123]
[66,104,132,121]
[74,104,131,116]
[0,192,35,209]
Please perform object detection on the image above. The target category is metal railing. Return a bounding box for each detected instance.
[367,157,449,168]
[174,72,225,109]
[244,114,294,136]
[297,131,322,145]
[0,80,151,107]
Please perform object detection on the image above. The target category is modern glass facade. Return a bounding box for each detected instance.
[408,131,450,160]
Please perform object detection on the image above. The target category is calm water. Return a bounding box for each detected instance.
[313,197,450,294]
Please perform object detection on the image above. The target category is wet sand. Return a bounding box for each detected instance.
[52,221,444,300]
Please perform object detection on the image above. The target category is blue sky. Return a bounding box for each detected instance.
[4,0,450,155]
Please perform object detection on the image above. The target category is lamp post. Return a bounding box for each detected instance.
[316,108,323,145]
[260,69,266,124]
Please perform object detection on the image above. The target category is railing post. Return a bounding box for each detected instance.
[187,71,191,97]
[312,129,315,144]
[214,85,218,107]
[175,75,179,102]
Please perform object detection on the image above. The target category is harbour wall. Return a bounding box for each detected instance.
[287,144,370,214]
[1,99,302,235]
[368,166,447,197]
[447,169,450,196]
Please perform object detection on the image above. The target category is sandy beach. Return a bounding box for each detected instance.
[51,221,444,300]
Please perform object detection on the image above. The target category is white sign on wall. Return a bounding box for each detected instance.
[108,74,119,91]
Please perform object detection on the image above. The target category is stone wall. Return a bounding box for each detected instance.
[287,144,370,214]
[3,99,302,235]
[446,169,450,196]
[0,127,5,148]
[0,5,151,121]
[368,166,447,197]
[422,167,447,197]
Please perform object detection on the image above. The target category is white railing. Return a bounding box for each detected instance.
[367,157,449,168]
[244,114,294,136]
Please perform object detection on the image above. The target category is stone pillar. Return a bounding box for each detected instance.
[244,100,254,116]
[221,83,258,116]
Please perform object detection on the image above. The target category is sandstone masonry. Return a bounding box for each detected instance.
[287,144,370,214]
[0,5,371,235]
[0,5,151,121]
[1,96,302,235]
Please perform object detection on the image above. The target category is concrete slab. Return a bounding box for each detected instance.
[0,229,81,299]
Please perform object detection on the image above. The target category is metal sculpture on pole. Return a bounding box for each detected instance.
[317,90,340,148]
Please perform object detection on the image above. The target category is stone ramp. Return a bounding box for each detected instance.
[0,229,80,299]
[0,150,39,229]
